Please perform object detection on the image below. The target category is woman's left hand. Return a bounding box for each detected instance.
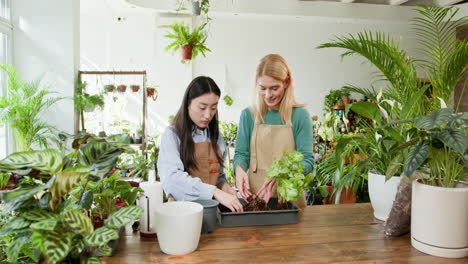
[256,179,276,203]
[221,182,237,196]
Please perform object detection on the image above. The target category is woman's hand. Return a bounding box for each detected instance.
[235,166,252,200]
[221,182,237,196]
[213,188,243,212]
[256,179,276,203]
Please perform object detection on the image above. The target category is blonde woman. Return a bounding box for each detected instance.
[233,54,313,210]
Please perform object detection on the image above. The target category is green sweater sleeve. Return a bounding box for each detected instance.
[292,107,314,175]
[233,108,254,172]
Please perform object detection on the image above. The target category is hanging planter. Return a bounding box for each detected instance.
[131,85,140,92]
[118,85,127,93]
[180,45,193,61]
[146,87,158,101]
[105,84,115,93]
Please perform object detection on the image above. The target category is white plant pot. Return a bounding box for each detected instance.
[368,171,401,221]
[155,201,203,255]
[411,180,468,258]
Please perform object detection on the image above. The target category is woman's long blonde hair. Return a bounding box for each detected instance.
[253,54,304,125]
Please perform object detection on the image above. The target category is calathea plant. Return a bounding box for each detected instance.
[0,136,142,263]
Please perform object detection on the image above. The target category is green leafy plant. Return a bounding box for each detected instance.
[0,172,10,189]
[0,135,141,263]
[398,108,467,188]
[145,135,160,177]
[323,89,344,111]
[164,22,211,63]
[75,80,105,132]
[0,64,64,151]
[223,95,234,106]
[265,150,313,202]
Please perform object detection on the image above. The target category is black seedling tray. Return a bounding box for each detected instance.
[217,198,299,227]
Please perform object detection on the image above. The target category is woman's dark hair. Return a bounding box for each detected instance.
[172,76,223,171]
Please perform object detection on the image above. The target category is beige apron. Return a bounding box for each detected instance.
[168,141,221,201]
[248,120,307,212]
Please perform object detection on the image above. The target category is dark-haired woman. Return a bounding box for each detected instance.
[157,76,243,212]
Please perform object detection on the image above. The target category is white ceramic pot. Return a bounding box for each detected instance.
[138,171,163,235]
[411,180,468,258]
[155,201,203,255]
[368,171,401,221]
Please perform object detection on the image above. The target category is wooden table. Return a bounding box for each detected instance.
[102,203,467,263]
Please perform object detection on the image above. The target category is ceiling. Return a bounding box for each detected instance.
[300,0,468,6]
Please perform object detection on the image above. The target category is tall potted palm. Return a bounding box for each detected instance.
[317,5,467,224]
[0,64,64,151]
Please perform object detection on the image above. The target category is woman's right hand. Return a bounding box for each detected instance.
[213,188,243,212]
[235,166,252,200]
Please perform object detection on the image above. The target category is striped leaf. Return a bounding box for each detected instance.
[84,227,119,247]
[436,128,467,156]
[95,244,113,257]
[79,190,93,209]
[44,231,72,263]
[31,231,45,252]
[62,210,94,235]
[386,154,402,181]
[81,257,102,264]
[22,209,55,221]
[1,175,55,213]
[0,149,62,175]
[1,216,30,231]
[404,141,430,177]
[105,206,143,229]
[77,141,124,179]
[6,235,30,262]
[30,219,58,231]
[49,166,90,210]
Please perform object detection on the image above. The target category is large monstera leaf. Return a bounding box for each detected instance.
[49,166,91,210]
[77,142,124,179]
[0,149,63,176]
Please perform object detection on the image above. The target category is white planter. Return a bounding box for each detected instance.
[155,201,203,255]
[368,171,401,221]
[411,180,468,258]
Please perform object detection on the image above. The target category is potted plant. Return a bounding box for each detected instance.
[146,85,159,101]
[0,64,63,151]
[75,80,105,131]
[323,89,344,111]
[0,134,142,263]
[105,84,115,92]
[223,95,234,106]
[117,84,127,93]
[317,5,468,225]
[164,22,211,63]
[219,121,238,186]
[131,85,140,92]
[398,108,467,258]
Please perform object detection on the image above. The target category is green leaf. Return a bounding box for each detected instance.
[318,186,329,198]
[49,166,90,210]
[30,219,58,231]
[105,206,143,228]
[0,149,63,175]
[84,227,119,247]
[44,231,72,262]
[436,128,467,155]
[77,141,124,179]
[386,154,402,181]
[1,175,55,213]
[62,210,94,235]
[404,141,430,177]
[350,102,381,124]
[80,190,93,209]
[95,244,113,257]
[415,108,452,129]
[31,231,45,252]
[6,235,30,262]
[1,217,30,231]
[22,209,55,221]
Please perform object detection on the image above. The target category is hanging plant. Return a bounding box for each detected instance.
[117,85,127,93]
[105,84,115,93]
[164,22,211,63]
[146,85,159,101]
[223,95,234,106]
[131,85,140,92]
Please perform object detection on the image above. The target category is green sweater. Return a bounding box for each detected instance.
[233,107,314,175]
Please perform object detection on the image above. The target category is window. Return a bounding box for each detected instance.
[0,0,11,159]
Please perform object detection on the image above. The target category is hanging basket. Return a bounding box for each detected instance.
[118,85,127,93]
[146,88,158,101]
[131,85,140,92]
[105,84,115,93]
[180,45,193,61]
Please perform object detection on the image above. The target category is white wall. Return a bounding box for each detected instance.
[193,14,419,122]
[12,0,79,136]
[81,1,430,136]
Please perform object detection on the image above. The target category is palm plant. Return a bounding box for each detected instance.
[0,64,64,151]
[318,6,468,119]
[317,6,468,180]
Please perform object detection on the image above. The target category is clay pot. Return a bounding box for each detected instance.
[180,45,193,61]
